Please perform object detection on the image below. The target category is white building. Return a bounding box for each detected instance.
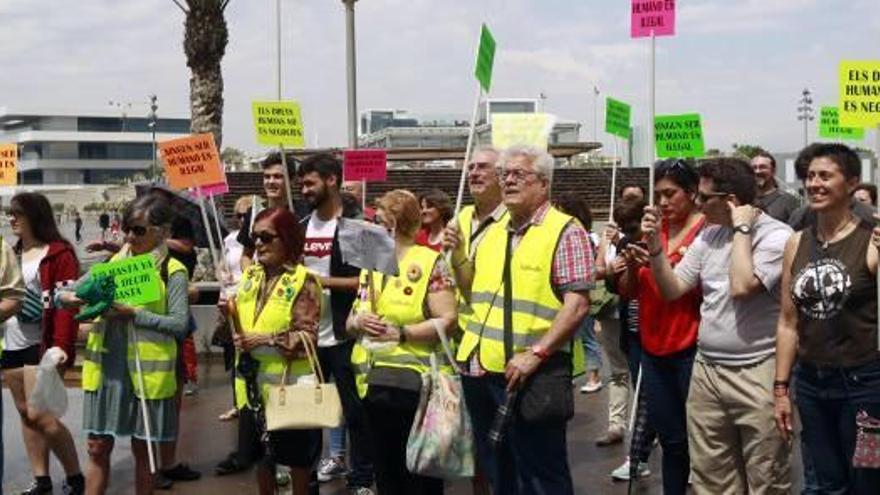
[0,107,190,185]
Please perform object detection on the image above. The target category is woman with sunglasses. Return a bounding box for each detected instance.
[3,192,83,495]
[228,207,322,495]
[347,190,457,495]
[775,143,880,493]
[56,194,190,495]
[616,159,704,494]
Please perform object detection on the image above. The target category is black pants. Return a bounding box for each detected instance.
[317,340,374,488]
[364,385,443,495]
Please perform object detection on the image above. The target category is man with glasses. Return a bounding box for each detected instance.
[752,152,800,223]
[454,145,592,495]
[643,157,793,493]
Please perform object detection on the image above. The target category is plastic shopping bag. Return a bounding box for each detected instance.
[27,347,69,417]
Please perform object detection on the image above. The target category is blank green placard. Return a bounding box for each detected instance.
[474,24,496,93]
[91,254,162,306]
[654,113,704,158]
[605,97,631,139]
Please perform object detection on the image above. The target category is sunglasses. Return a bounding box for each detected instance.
[123,225,150,237]
[696,191,728,203]
[236,212,249,220]
[656,159,697,181]
[251,231,279,244]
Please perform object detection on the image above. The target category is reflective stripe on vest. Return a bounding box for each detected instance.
[81,255,187,400]
[456,206,571,373]
[234,263,314,410]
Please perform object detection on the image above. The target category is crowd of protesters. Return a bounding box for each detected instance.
[0,141,878,495]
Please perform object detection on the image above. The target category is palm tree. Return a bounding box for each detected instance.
[172,0,231,149]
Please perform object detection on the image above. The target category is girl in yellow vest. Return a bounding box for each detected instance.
[228,207,322,495]
[56,195,190,495]
[346,190,457,495]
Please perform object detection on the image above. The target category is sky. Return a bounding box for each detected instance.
[1,0,879,158]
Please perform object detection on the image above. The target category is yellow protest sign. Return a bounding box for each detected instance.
[0,144,18,186]
[491,113,556,150]
[839,60,880,127]
[252,101,305,147]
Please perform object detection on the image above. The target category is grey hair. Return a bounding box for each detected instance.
[471,145,500,161]
[122,193,176,233]
[499,145,555,183]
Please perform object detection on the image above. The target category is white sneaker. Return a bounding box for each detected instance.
[317,456,348,482]
[579,380,603,393]
[611,458,651,481]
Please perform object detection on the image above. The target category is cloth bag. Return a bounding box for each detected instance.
[406,321,475,479]
[265,334,343,431]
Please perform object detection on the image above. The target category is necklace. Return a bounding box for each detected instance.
[818,215,854,250]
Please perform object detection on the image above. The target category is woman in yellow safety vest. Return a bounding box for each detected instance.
[346,190,457,495]
[229,207,322,495]
[57,194,190,495]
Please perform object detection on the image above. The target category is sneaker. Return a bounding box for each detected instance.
[183,382,199,396]
[163,463,202,481]
[215,454,250,476]
[153,473,173,491]
[579,380,603,393]
[350,487,374,495]
[595,426,625,446]
[61,475,85,495]
[18,480,53,495]
[276,467,291,487]
[611,458,651,481]
[317,456,348,482]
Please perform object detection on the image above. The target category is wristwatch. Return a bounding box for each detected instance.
[733,224,753,235]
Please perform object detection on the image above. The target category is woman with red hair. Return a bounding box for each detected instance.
[228,207,323,495]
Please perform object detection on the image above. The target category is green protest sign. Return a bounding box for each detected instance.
[819,106,865,140]
[605,97,631,139]
[474,24,496,93]
[654,113,704,158]
[91,254,162,306]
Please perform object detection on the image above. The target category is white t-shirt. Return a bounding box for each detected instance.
[303,215,338,347]
[3,250,45,351]
[224,230,244,282]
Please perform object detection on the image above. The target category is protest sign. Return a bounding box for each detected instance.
[654,113,704,158]
[475,24,497,93]
[605,98,632,139]
[252,101,306,147]
[159,134,224,191]
[631,0,675,38]
[343,149,387,182]
[491,113,556,150]
[819,106,865,140]
[0,144,17,186]
[91,254,162,306]
[839,60,880,127]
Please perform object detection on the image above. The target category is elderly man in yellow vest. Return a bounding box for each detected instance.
[453,145,593,495]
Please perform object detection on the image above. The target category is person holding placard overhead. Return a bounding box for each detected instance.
[56,194,190,495]
[346,190,457,495]
[2,193,83,495]
[775,143,880,493]
[454,145,593,495]
[227,207,323,495]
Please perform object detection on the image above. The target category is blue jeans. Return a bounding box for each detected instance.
[462,374,573,495]
[640,347,694,495]
[578,317,602,373]
[795,360,880,495]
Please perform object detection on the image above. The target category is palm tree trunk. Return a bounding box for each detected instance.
[184,0,229,149]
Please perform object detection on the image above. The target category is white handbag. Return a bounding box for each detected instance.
[265,333,343,431]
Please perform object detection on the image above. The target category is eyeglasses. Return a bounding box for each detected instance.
[123,225,150,237]
[500,168,540,183]
[696,191,728,203]
[250,231,279,244]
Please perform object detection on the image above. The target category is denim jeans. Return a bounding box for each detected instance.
[1,371,4,495]
[578,316,602,373]
[795,360,880,495]
[640,346,695,495]
[462,374,573,495]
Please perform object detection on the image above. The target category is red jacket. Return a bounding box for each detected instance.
[33,241,80,361]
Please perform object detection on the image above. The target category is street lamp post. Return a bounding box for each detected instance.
[148,95,158,180]
[343,0,358,149]
[797,88,814,149]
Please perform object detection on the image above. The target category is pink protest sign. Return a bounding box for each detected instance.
[343,149,387,182]
[191,182,229,198]
[631,0,675,38]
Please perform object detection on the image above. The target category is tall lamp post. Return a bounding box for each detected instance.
[797,88,814,148]
[148,94,158,180]
[343,0,358,149]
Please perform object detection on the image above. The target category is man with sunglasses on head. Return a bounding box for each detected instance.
[642,157,793,493]
[296,153,374,495]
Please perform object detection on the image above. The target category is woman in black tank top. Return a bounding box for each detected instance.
[774,143,880,494]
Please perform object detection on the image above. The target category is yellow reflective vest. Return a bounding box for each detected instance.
[454,205,509,332]
[234,263,315,409]
[351,245,446,397]
[82,255,187,400]
[456,206,584,374]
